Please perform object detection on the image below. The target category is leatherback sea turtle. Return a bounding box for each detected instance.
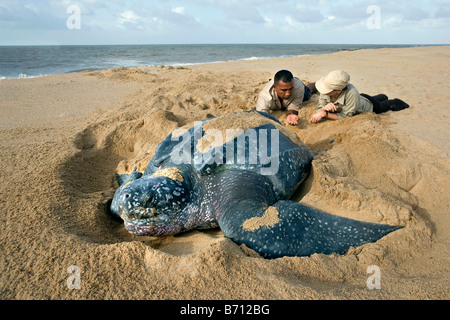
[110,111,401,258]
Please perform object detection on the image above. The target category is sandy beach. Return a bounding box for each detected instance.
[0,46,449,300]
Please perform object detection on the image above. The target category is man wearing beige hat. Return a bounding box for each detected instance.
[310,70,409,123]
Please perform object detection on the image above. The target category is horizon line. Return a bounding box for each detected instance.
[0,43,448,47]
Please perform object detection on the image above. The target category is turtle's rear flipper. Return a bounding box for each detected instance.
[219,200,402,259]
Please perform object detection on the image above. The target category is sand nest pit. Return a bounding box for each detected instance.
[59,108,183,245]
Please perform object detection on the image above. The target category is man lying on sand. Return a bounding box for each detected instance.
[310,70,409,123]
[256,70,317,126]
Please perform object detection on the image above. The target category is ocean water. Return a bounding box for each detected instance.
[0,43,421,79]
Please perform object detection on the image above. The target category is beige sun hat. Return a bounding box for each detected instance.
[316,70,350,94]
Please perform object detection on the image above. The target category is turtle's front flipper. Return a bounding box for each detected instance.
[116,167,143,186]
[219,200,402,259]
[110,167,143,219]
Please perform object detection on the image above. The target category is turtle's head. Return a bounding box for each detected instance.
[110,168,191,236]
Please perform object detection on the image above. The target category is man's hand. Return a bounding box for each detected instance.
[323,103,338,112]
[309,110,327,123]
[287,114,299,126]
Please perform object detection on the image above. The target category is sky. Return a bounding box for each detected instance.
[0,0,449,45]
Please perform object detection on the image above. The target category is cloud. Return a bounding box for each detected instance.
[0,1,63,30]
[172,6,186,15]
[288,3,326,24]
[189,0,266,23]
[402,6,431,21]
[117,10,141,25]
[48,0,107,16]
[0,0,448,45]
[109,3,206,38]
[23,4,39,14]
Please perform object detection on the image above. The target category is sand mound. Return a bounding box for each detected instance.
[59,69,433,289]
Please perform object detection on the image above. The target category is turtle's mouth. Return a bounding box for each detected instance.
[123,217,177,236]
[119,205,156,221]
[121,208,180,236]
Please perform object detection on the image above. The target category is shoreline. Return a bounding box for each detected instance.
[1,45,449,299]
[2,44,446,80]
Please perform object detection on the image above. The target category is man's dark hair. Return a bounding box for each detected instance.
[274,70,294,85]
